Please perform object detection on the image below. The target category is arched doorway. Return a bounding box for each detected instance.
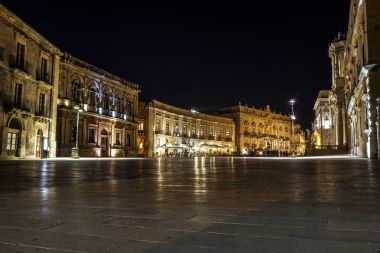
[100,129,108,157]
[7,118,21,157]
[36,129,43,158]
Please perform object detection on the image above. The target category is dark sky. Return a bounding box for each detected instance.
[2,1,350,129]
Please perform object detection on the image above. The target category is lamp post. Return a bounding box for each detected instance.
[290,99,296,157]
[71,105,83,159]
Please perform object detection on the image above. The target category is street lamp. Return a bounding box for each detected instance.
[71,104,83,159]
[290,99,296,157]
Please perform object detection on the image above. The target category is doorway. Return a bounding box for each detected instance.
[100,129,108,157]
[36,129,43,158]
[7,118,21,157]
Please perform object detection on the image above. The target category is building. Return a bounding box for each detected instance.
[219,103,305,156]
[322,0,380,159]
[311,90,347,155]
[0,4,62,158]
[56,53,140,157]
[138,100,236,157]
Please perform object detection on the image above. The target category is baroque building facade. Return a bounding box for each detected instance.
[57,54,140,157]
[317,0,380,159]
[0,4,61,158]
[219,104,305,156]
[312,90,343,152]
[138,100,235,157]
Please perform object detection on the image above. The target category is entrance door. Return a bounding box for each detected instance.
[7,132,19,157]
[36,129,43,158]
[36,135,42,158]
[7,118,22,157]
[100,129,108,157]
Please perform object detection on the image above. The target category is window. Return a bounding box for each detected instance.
[323,115,330,129]
[174,124,179,135]
[7,132,18,152]
[226,131,230,138]
[126,100,133,115]
[209,129,213,136]
[14,83,22,107]
[217,130,221,137]
[155,119,161,131]
[71,126,77,142]
[116,132,121,145]
[16,43,25,67]
[39,93,45,114]
[103,93,110,110]
[200,128,204,137]
[88,128,95,143]
[72,81,81,103]
[138,123,144,131]
[89,87,96,106]
[182,125,187,136]
[0,47,4,61]
[126,133,131,146]
[165,121,170,134]
[192,126,196,135]
[139,142,143,149]
[40,58,48,81]
[115,96,122,113]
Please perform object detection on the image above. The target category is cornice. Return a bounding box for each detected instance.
[0,3,62,56]
[61,53,140,92]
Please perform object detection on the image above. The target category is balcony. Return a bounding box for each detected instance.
[182,133,189,138]
[4,96,33,114]
[199,135,205,140]
[225,137,232,142]
[154,130,164,135]
[244,131,250,137]
[191,134,198,139]
[35,109,50,118]
[10,56,32,76]
[208,136,215,140]
[217,136,223,141]
[36,72,51,84]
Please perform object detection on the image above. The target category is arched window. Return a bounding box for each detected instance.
[259,123,264,134]
[126,99,132,116]
[252,122,256,133]
[115,95,123,113]
[88,86,97,106]
[174,123,179,135]
[103,92,110,111]
[72,81,81,103]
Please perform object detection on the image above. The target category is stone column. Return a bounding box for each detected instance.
[377,97,380,159]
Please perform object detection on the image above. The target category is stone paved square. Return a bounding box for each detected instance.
[0,156,379,252]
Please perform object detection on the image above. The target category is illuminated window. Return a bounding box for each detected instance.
[138,123,144,131]
[323,115,330,129]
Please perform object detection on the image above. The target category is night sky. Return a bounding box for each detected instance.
[2,1,350,129]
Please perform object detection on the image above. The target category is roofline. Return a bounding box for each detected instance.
[148,99,235,124]
[61,52,140,91]
[0,3,62,55]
